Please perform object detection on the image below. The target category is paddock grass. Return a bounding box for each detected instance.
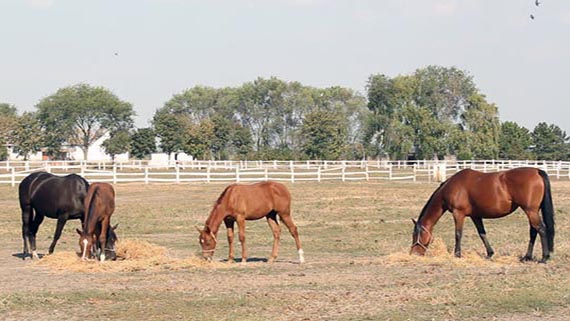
[1,180,570,320]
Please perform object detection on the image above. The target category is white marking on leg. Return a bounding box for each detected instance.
[32,250,39,260]
[100,253,106,262]
[81,239,88,260]
[298,249,305,264]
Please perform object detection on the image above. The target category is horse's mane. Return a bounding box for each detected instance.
[215,184,234,205]
[417,179,448,223]
[85,185,100,230]
[205,185,234,227]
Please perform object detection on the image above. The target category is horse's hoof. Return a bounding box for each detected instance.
[520,256,533,262]
[538,259,548,264]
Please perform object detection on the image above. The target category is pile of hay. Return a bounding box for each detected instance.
[33,239,234,273]
[383,237,521,268]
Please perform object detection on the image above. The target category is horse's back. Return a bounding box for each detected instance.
[227,181,291,216]
[443,167,544,216]
[22,172,89,218]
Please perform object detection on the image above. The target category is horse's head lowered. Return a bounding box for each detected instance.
[410,219,432,256]
[77,228,96,260]
[76,224,118,261]
[196,226,217,261]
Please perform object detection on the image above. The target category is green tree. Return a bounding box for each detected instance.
[130,128,156,159]
[102,130,131,162]
[499,121,533,159]
[36,84,134,159]
[11,112,43,160]
[231,124,253,160]
[0,103,18,159]
[460,93,500,159]
[152,112,189,160]
[532,122,569,160]
[184,119,216,160]
[300,110,347,159]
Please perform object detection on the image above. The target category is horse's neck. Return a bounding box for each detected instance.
[206,204,226,235]
[421,192,445,230]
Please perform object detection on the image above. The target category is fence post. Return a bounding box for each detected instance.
[235,166,240,183]
[80,161,85,177]
[175,165,180,184]
[11,167,16,187]
[342,165,346,182]
[113,164,117,184]
[388,164,392,181]
[365,164,369,181]
[413,164,417,182]
[317,166,321,182]
[207,166,211,183]
[264,168,268,181]
[144,166,149,184]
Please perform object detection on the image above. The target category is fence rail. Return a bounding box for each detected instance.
[1,159,569,186]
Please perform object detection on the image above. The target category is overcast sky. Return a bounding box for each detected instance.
[1,0,569,132]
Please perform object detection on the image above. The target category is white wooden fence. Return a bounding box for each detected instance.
[0,159,569,187]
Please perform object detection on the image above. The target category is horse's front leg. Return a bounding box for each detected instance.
[48,216,67,255]
[471,216,494,258]
[237,216,247,263]
[99,217,110,262]
[224,218,235,263]
[453,212,466,258]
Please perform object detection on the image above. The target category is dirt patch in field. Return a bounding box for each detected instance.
[33,239,235,273]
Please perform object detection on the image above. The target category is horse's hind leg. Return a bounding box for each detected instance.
[471,217,494,258]
[29,213,44,260]
[524,208,550,263]
[522,226,538,261]
[48,216,67,254]
[21,205,33,259]
[279,212,304,263]
[266,212,281,263]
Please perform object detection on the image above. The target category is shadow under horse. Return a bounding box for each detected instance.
[411,167,555,263]
[196,181,304,264]
[76,182,118,261]
[19,171,89,259]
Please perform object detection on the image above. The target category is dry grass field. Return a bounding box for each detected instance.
[1,180,570,320]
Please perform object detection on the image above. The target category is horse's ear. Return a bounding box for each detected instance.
[76,228,82,236]
[112,223,119,230]
[195,226,202,233]
[411,219,417,226]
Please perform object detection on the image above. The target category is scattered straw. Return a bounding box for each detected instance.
[384,237,522,268]
[32,239,236,273]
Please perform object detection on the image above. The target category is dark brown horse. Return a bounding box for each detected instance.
[76,182,118,261]
[19,171,89,259]
[196,181,304,263]
[411,167,555,262]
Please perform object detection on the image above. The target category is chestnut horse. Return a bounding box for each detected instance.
[411,167,555,262]
[19,171,89,259]
[76,182,118,261]
[196,181,304,263]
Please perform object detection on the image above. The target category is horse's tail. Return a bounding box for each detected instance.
[538,169,555,252]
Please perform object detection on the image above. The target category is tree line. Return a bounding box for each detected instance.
[1,65,569,161]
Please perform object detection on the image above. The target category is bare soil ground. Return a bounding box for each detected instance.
[1,180,570,320]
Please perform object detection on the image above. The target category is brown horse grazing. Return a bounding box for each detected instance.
[76,182,118,261]
[196,181,304,264]
[411,167,555,263]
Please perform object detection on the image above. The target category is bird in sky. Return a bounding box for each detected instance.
[535,0,541,7]
[530,14,535,20]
